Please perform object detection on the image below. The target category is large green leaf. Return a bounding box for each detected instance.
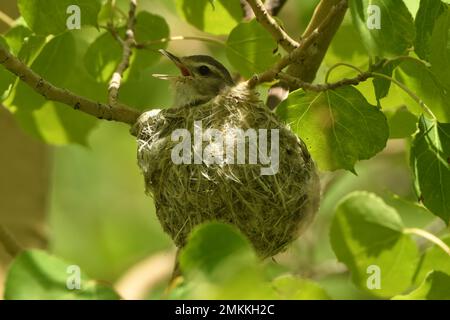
[349,0,415,57]
[413,236,450,285]
[276,87,389,172]
[4,250,120,300]
[84,31,122,83]
[174,223,276,299]
[410,116,450,223]
[226,19,279,78]
[128,11,170,80]
[414,0,447,60]
[395,60,450,122]
[430,7,450,90]
[176,0,243,35]
[393,271,450,300]
[330,192,420,297]
[4,32,98,145]
[18,0,102,35]
[179,222,256,278]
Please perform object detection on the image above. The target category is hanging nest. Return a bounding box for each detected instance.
[132,83,320,258]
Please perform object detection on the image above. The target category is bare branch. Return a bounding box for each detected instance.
[108,0,138,107]
[0,46,141,125]
[0,9,15,27]
[278,71,371,92]
[245,0,299,52]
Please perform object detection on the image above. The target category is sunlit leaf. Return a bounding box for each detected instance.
[18,0,102,35]
[393,271,450,300]
[349,0,415,57]
[410,116,450,223]
[276,87,389,172]
[413,236,450,285]
[272,276,332,300]
[226,19,279,78]
[384,106,418,139]
[176,0,242,35]
[4,250,120,300]
[330,192,420,297]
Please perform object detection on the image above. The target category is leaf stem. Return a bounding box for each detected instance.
[325,63,365,83]
[371,72,437,120]
[404,228,450,257]
[0,9,14,27]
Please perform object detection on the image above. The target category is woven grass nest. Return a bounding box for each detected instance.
[133,83,320,258]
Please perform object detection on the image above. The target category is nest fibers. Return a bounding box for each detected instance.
[132,83,320,258]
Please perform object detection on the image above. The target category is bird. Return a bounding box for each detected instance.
[135,50,320,259]
[153,49,235,108]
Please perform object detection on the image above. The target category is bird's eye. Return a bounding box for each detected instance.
[198,65,211,76]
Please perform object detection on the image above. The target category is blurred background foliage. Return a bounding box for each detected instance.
[0,0,449,300]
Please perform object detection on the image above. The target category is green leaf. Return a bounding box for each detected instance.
[394,60,450,122]
[429,7,450,90]
[85,12,170,83]
[414,0,447,60]
[330,192,420,297]
[384,106,418,139]
[128,11,170,80]
[5,32,98,145]
[18,0,102,35]
[4,250,120,300]
[226,19,279,78]
[410,116,450,223]
[393,271,450,300]
[373,61,399,101]
[84,31,122,83]
[276,87,389,172]
[176,0,243,35]
[349,0,415,57]
[272,276,332,300]
[179,222,256,278]
[413,236,450,285]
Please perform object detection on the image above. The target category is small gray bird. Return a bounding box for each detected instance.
[136,50,320,258]
[153,49,235,108]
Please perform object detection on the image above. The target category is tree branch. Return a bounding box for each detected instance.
[0,46,141,125]
[287,0,348,85]
[245,0,299,52]
[108,0,137,107]
[278,71,371,92]
[265,0,348,108]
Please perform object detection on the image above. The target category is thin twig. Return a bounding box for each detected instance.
[108,0,138,107]
[0,224,23,257]
[404,228,450,257]
[245,0,299,52]
[0,9,14,27]
[371,72,437,120]
[0,46,141,125]
[325,63,365,83]
[279,71,371,92]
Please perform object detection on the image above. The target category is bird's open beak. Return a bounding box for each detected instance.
[152,49,192,80]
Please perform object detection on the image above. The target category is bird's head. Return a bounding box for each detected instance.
[153,50,235,108]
